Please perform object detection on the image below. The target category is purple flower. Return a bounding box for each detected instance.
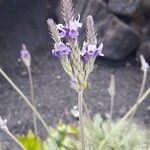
[20,44,31,67]
[20,44,30,57]
[57,24,67,38]
[80,41,104,61]
[52,42,71,57]
[57,15,82,39]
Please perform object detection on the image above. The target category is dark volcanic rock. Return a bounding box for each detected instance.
[136,41,150,63]
[73,0,141,60]
[97,14,141,60]
[108,0,150,16]
[141,0,150,12]
[108,0,141,16]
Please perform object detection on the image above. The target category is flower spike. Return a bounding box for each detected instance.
[86,15,97,45]
[61,0,74,24]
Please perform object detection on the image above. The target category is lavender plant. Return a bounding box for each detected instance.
[47,0,103,149]
[20,44,38,137]
[0,0,150,150]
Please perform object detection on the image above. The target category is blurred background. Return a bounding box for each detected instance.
[0,0,150,149]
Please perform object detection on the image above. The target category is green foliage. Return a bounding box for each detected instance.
[44,121,78,150]
[17,130,44,150]
[16,117,150,150]
[83,114,150,150]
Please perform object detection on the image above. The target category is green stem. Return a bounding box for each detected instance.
[78,90,85,150]
[27,67,38,136]
[98,87,150,150]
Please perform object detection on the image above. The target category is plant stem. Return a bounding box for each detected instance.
[130,70,148,119]
[0,134,3,150]
[98,87,150,150]
[78,90,85,150]
[0,69,59,149]
[27,67,38,136]
[0,69,49,133]
[110,95,114,120]
[138,70,147,99]
[83,98,91,120]
[2,129,27,150]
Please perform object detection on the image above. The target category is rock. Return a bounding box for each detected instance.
[141,0,150,12]
[71,105,79,118]
[75,0,108,22]
[96,14,141,60]
[108,0,150,16]
[76,0,141,60]
[108,0,141,16]
[142,25,150,40]
[136,41,150,63]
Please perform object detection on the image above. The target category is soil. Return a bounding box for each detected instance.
[0,0,149,149]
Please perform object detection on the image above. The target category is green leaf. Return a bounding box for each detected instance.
[17,130,44,150]
[61,136,76,149]
[66,124,78,135]
[44,138,59,150]
[56,121,67,133]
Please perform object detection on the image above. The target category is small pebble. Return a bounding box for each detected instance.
[21,70,27,76]
[71,106,79,118]
[105,112,111,119]
[17,120,21,125]
[98,101,104,107]
[126,62,130,67]
[147,106,150,110]
[56,75,61,79]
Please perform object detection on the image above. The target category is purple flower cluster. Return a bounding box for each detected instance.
[20,44,30,57]
[80,41,104,61]
[57,15,82,39]
[52,42,71,57]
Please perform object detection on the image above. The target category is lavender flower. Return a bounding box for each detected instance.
[20,44,30,57]
[57,24,67,38]
[80,41,104,61]
[52,42,71,57]
[20,44,31,67]
[57,15,82,39]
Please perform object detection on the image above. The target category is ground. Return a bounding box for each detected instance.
[0,50,150,149]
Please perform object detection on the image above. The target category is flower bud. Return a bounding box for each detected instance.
[20,44,31,67]
[140,55,149,72]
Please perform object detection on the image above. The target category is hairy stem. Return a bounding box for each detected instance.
[0,69,58,149]
[110,95,114,120]
[2,129,27,150]
[78,90,85,150]
[0,69,49,132]
[0,134,3,150]
[83,98,91,120]
[138,70,147,99]
[130,70,148,119]
[98,87,150,150]
[27,67,38,136]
